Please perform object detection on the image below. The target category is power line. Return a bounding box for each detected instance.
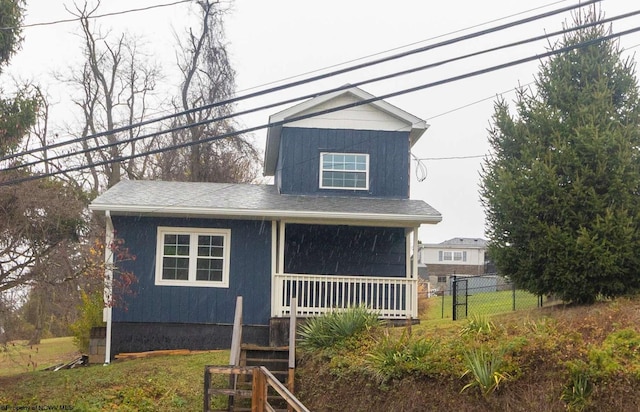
[0,0,193,30]
[0,0,602,166]
[3,23,638,187]
[235,0,570,94]
[5,7,627,173]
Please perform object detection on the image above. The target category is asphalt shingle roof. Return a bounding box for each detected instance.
[90,180,441,225]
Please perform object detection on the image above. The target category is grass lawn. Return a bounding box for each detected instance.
[0,342,230,411]
[422,288,542,323]
[1,337,80,377]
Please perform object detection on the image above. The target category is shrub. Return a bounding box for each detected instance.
[561,369,592,412]
[459,314,495,337]
[366,331,436,382]
[297,306,382,351]
[69,291,104,352]
[461,347,509,396]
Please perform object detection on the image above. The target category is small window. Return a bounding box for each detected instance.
[453,251,463,261]
[442,251,452,261]
[155,227,230,288]
[437,276,447,283]
[319,152,369,190]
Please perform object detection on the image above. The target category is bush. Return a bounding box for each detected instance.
[366,331,436,382]
[69,291,104,352]
[461,347,509,396]
[297,306,382,351]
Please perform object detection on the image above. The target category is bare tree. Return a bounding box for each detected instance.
[60,2,162,191]
[151,0,260,183]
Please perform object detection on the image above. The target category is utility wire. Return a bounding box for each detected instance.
[4,7,636,173]
[0,0,599,164]
[3,24,638,187]
[0,0,193,30]
[235,0,570,94]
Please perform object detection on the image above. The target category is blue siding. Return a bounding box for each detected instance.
[276,127,410,198]
[111,216,272,325]
[284,224,406,277]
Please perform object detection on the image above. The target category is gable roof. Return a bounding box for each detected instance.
[89,180,441,226]
[421,238,487,249]
[264,85,428,176]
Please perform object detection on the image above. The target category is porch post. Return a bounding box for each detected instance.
[271,221,278,318]
[412,226,419,318]
[103,211,114,365]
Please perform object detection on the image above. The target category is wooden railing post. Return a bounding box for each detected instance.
[252,368,266,412]
[203,366,211,412]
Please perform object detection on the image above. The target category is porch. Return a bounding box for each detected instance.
[270,220,421,320]
[273,273,418,319]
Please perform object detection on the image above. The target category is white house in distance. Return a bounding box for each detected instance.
[418,238,488,292]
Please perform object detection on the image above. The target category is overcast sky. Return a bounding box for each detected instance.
[6,0,640,243]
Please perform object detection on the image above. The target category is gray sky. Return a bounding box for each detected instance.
[6,0,640,243]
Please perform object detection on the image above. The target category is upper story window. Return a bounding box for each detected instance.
[155,226,230,288]
[439,250,467,262]
[319,152,369,190]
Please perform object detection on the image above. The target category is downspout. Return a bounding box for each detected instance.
[103,211,114,365]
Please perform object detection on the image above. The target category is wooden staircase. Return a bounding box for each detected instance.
[204,296,309,412]
[241,344,290,385]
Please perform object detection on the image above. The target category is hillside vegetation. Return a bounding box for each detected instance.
[296,298,640,411]
[2,298,640,411]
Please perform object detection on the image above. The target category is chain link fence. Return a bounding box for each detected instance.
[424,274,558,321]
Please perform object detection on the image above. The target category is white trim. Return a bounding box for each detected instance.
[270,221,277,318]
[319,152,370,191]
[154,226,231,288]
[103,211,114,365]
[89,204,441,225]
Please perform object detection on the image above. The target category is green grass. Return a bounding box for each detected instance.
[0,347,230,411]
[1,337,80,377]
[424,289,541,322]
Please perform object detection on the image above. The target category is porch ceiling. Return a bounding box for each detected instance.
[90,180,442,226]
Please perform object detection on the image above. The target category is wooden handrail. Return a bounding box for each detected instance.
[204,365,310,412]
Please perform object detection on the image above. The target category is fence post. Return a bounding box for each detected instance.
[512,282,516,312]
[452,275,458,321]
[252,368,266,412]
[203,366,211,412]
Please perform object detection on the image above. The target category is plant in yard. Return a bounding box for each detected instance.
[459,314,495,337]
[297,305,382,351]
[366,331,436,382]
[461,347,509,396]
[69,290,104,352]
[561,370,592,412]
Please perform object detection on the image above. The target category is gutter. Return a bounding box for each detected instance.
[103,210,114,365]
[89,204,442,225]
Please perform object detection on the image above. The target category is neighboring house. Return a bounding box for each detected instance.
[418,238,488,292]
[89,86,442,360]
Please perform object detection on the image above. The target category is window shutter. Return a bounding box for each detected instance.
[463,251,467,262]
[438,251,443,261]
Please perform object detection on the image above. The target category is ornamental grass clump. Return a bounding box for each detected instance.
[461,347,509,396]
[297,305,382,351]
[366,331,436,382]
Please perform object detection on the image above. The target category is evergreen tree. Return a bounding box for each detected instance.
[0,0,37,157]
[481,10,640,304]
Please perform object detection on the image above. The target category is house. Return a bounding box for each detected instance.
[418,237,489,293]
[89,85,442,360]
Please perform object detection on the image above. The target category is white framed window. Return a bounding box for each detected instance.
[439,250,467,262]
[319,152,369,190]
[155,226,231,288]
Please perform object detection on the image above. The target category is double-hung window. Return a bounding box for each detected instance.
[319,152,369,190]
[439,250,467,262]
[155,227,230,287]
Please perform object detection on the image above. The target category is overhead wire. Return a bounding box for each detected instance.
[0,0,600,165]
[3,22,639,187]
[0,0,194,30]
[4,7,637,174]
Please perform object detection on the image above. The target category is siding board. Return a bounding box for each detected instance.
[278,127,409,198]
[111,216,272,325]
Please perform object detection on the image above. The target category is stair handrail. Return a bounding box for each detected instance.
[254,366,310,412]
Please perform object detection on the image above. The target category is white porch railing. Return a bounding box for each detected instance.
[273,273,418,319]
